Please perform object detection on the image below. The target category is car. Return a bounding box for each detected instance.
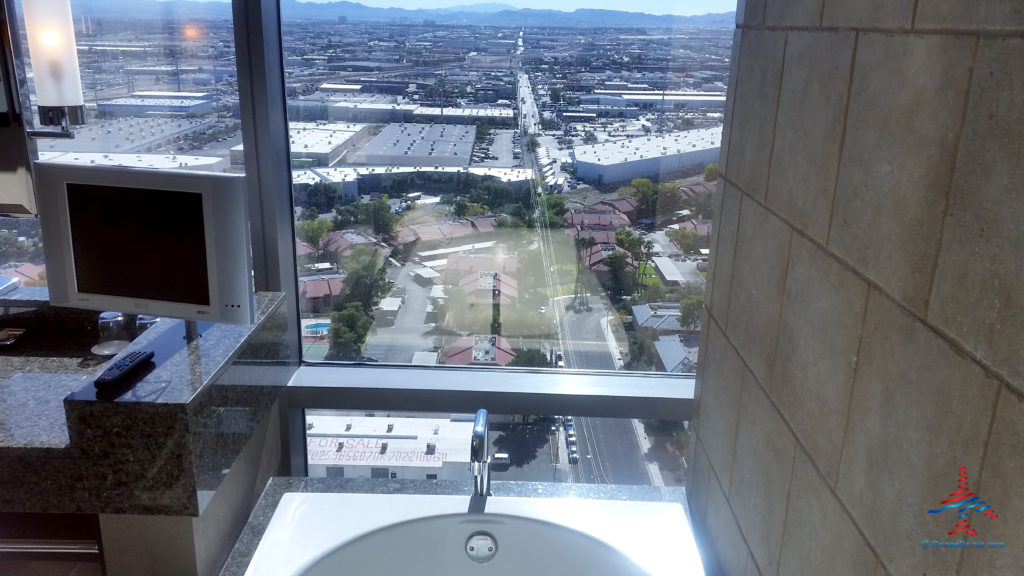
[538,305,546,314]
[555,351,565,368]
[491,452,511,471]
[568,446,580,464]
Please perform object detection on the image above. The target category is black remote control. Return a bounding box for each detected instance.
[94,350,155,390]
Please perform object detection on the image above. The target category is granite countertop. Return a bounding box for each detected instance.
[219,477,690,576]
[0,292,283,449]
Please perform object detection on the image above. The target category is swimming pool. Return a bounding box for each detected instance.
[305,322,331,332]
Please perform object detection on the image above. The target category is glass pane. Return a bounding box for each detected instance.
[0,217,44,286]
[11,0,242,173]
[305,409,689,487]
[281,15,730,374]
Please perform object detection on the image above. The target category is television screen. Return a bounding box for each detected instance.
[66,183,211,306]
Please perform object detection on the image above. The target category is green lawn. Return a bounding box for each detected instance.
[637,262,663,289]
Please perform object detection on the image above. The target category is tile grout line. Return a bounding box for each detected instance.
[710,285,891,576]
[956,383,1004,576]
[725,173,1024,399]
[771,442,799,576]
[825,30,859,247]
[737,22,1024,39]
[763,30,790,209]
[911,0,921,29]
[722,184,745,334]
[697,406,760,576]
[834,283,872,488]
[924,34,979,320]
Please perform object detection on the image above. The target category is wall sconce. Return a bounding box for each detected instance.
[22,0,84,138]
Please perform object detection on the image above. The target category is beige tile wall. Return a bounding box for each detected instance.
[688,2,1024,575]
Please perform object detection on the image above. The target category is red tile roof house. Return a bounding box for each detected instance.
[563,209,631,229]
[298,275,344,315]
[678,180,715,200]
[445,252,518,276]
[589,197,639,223]
[458,271,519,306]
[296,239,316,259]
[445,334,517,366]
[391,219,481,253]
[582,243,636,273]
[9,262,45,282]
[566,226,617,245]
[677,219,713,238]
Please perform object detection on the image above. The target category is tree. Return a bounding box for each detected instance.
[369,199,395,237]
[304,181,337,213]
[581,131,598,145]
[295,217,332,258]
[508,349,552,368]
[691,189,714,219]
[604,250,634,301]
[666,227,698,253]
[328,302,372,360]
[703,163,719,182]
[340,244,388,311]
[678,282,704,331]
[614,228,641,256]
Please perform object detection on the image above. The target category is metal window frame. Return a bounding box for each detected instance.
[231,1,698,477]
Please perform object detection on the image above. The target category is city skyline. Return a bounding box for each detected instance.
[201,0,738,17]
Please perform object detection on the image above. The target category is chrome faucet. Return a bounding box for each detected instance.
[470,409,491,497]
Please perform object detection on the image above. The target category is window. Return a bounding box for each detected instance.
[279,15,727,376]
[10,1,243,173]
[4,0,246,295]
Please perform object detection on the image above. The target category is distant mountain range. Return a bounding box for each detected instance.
[66,0,735,28]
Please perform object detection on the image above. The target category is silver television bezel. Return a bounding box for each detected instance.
[35,161,254,325]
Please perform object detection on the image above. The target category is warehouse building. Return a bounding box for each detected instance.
[351,123,475,167]
[586,90,726,111]
[97,91,214,117]
[305,413,474,480]
[37,151,229,172]
[572,127,721,184]
[293,165,533,202]
[231,122,371,167]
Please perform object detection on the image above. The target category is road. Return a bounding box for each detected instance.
[651,229,707,287]
[516,63,654,486]
[361,262,438,364]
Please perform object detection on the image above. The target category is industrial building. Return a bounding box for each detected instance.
[36,116,217,155]
[230,122,371,167]
[572,127,721,184]
[295,165,533,201]
[585,90,726,111]
[37,151,230,172]
[328,101,514,126]
[329,102,417,123]
[351,123,475,167]
[305,413,474,480]
[97,91,215,117]
[413,106,515,126]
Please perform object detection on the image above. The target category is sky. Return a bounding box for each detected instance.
[294,0,738,17]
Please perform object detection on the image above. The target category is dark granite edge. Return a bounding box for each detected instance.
[182,292,287,407]
[218,477,689,576]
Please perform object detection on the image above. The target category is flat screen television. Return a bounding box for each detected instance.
[35,161,254,325]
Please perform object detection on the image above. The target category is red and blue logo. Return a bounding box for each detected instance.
[927,466,998,538]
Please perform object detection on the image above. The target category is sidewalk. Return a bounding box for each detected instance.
[631,419,666,487]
